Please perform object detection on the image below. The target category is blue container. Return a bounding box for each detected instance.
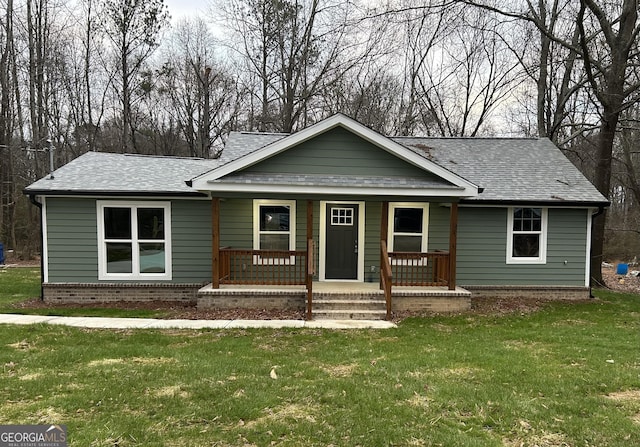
[616,263,628,275]
[0,242,4,265]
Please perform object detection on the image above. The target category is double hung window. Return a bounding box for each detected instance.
[97,201,171,280]
[253,200,296,263]
[507,207,547,264]
[388,203,429,254]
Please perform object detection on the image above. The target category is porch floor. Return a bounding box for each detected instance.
[197,282,472,319]
[198,281,471,296]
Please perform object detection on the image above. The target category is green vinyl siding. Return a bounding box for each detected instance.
[170,200,212,282]
[456,207,588,286]
[46,198,98,282]
[219,199,252,249]
[242,126,444,181]
[427,204,452,251]
[45,196,589,288]
[46,197,212,284]
[364,202,382,277]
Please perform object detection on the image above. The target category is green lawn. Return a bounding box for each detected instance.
[0,267,41,305]
[0,269,639,446]
[0,267,168,318]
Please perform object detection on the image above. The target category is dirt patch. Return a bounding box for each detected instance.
[13,296,585,322]
[152,385,190,399]
[19,372,44,381]
[605,390,640,426]
[7,340,33,351]
[405,392,432,409]
[16,298,305,321]
[602,264,640,294]
[321,363,358,377]
[87,358,124,367]
[245,402,317,428]
[436,366,479,379]
[87,357,175,367]
[392,297,565,321]
[605,390,640,401]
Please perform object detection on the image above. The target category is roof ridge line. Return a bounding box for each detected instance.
[391,136,542,140]
[122,153,207,161]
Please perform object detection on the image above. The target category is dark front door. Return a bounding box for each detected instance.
[325,203,359,280]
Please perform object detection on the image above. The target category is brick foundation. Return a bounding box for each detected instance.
[197,287,306,311]
[392,295,472,312]
[43,283,203,303]
[465,285,591,300]
[41,283,591,311]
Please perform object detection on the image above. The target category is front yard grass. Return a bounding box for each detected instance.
[0,285,639,446]
[0,267,168,318]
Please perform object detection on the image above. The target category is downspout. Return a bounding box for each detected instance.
[589,205,606,298]
[29,194,44,301]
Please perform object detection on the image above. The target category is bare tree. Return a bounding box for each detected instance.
[217,0,373,132]
[320,59,402,134]
[426,7,525,136]
[99,0,169,152]
[457,0,640,284]
[0,0,15,247]
[158,18,239,158]
[26,0,51,151]
[394,0,451,135]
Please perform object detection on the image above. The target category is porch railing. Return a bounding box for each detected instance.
[306,239,314,320]
[380,240,393,320]
[387,249,450,287]
[380,241,451,320]
[219,248,309,285]
[219,241,315,320]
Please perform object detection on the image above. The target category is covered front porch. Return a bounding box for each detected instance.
[205,198,470,320]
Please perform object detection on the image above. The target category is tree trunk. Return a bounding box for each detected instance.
[121,38,130,152]
[590,101,621,284]
[0,0,12,247]
[577,0,636,286]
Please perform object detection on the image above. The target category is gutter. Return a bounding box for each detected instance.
[589,205,607,298]
[459,198,611,208]
[28,194,45,301]
[23,189,208,198]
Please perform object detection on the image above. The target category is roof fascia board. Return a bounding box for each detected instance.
[459,199,610,208]
[23,191,211,200]
[202,182,472,197]
[191,114,479,195]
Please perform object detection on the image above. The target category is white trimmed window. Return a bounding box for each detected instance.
[507,207,547,264]
[388,203,429,253]
[97,201,172,280]
[253,200,296,262]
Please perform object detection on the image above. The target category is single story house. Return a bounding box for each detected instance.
[25,114,609,319]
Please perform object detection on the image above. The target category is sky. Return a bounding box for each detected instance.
[164,0,208,22]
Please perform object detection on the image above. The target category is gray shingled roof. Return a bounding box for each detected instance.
[25,130,608,205]
[25,151,219,195]
[219,131,286,165]
[392,137,607,204]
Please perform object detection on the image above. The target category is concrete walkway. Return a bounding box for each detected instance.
[0,314,396,330]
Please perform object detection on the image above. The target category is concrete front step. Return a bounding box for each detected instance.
[312,298,387,311]
[312,309,388,320]
[312,294,388,320]
[312,292,385,300]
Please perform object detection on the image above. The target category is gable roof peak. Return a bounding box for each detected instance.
[190,113,479,196]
